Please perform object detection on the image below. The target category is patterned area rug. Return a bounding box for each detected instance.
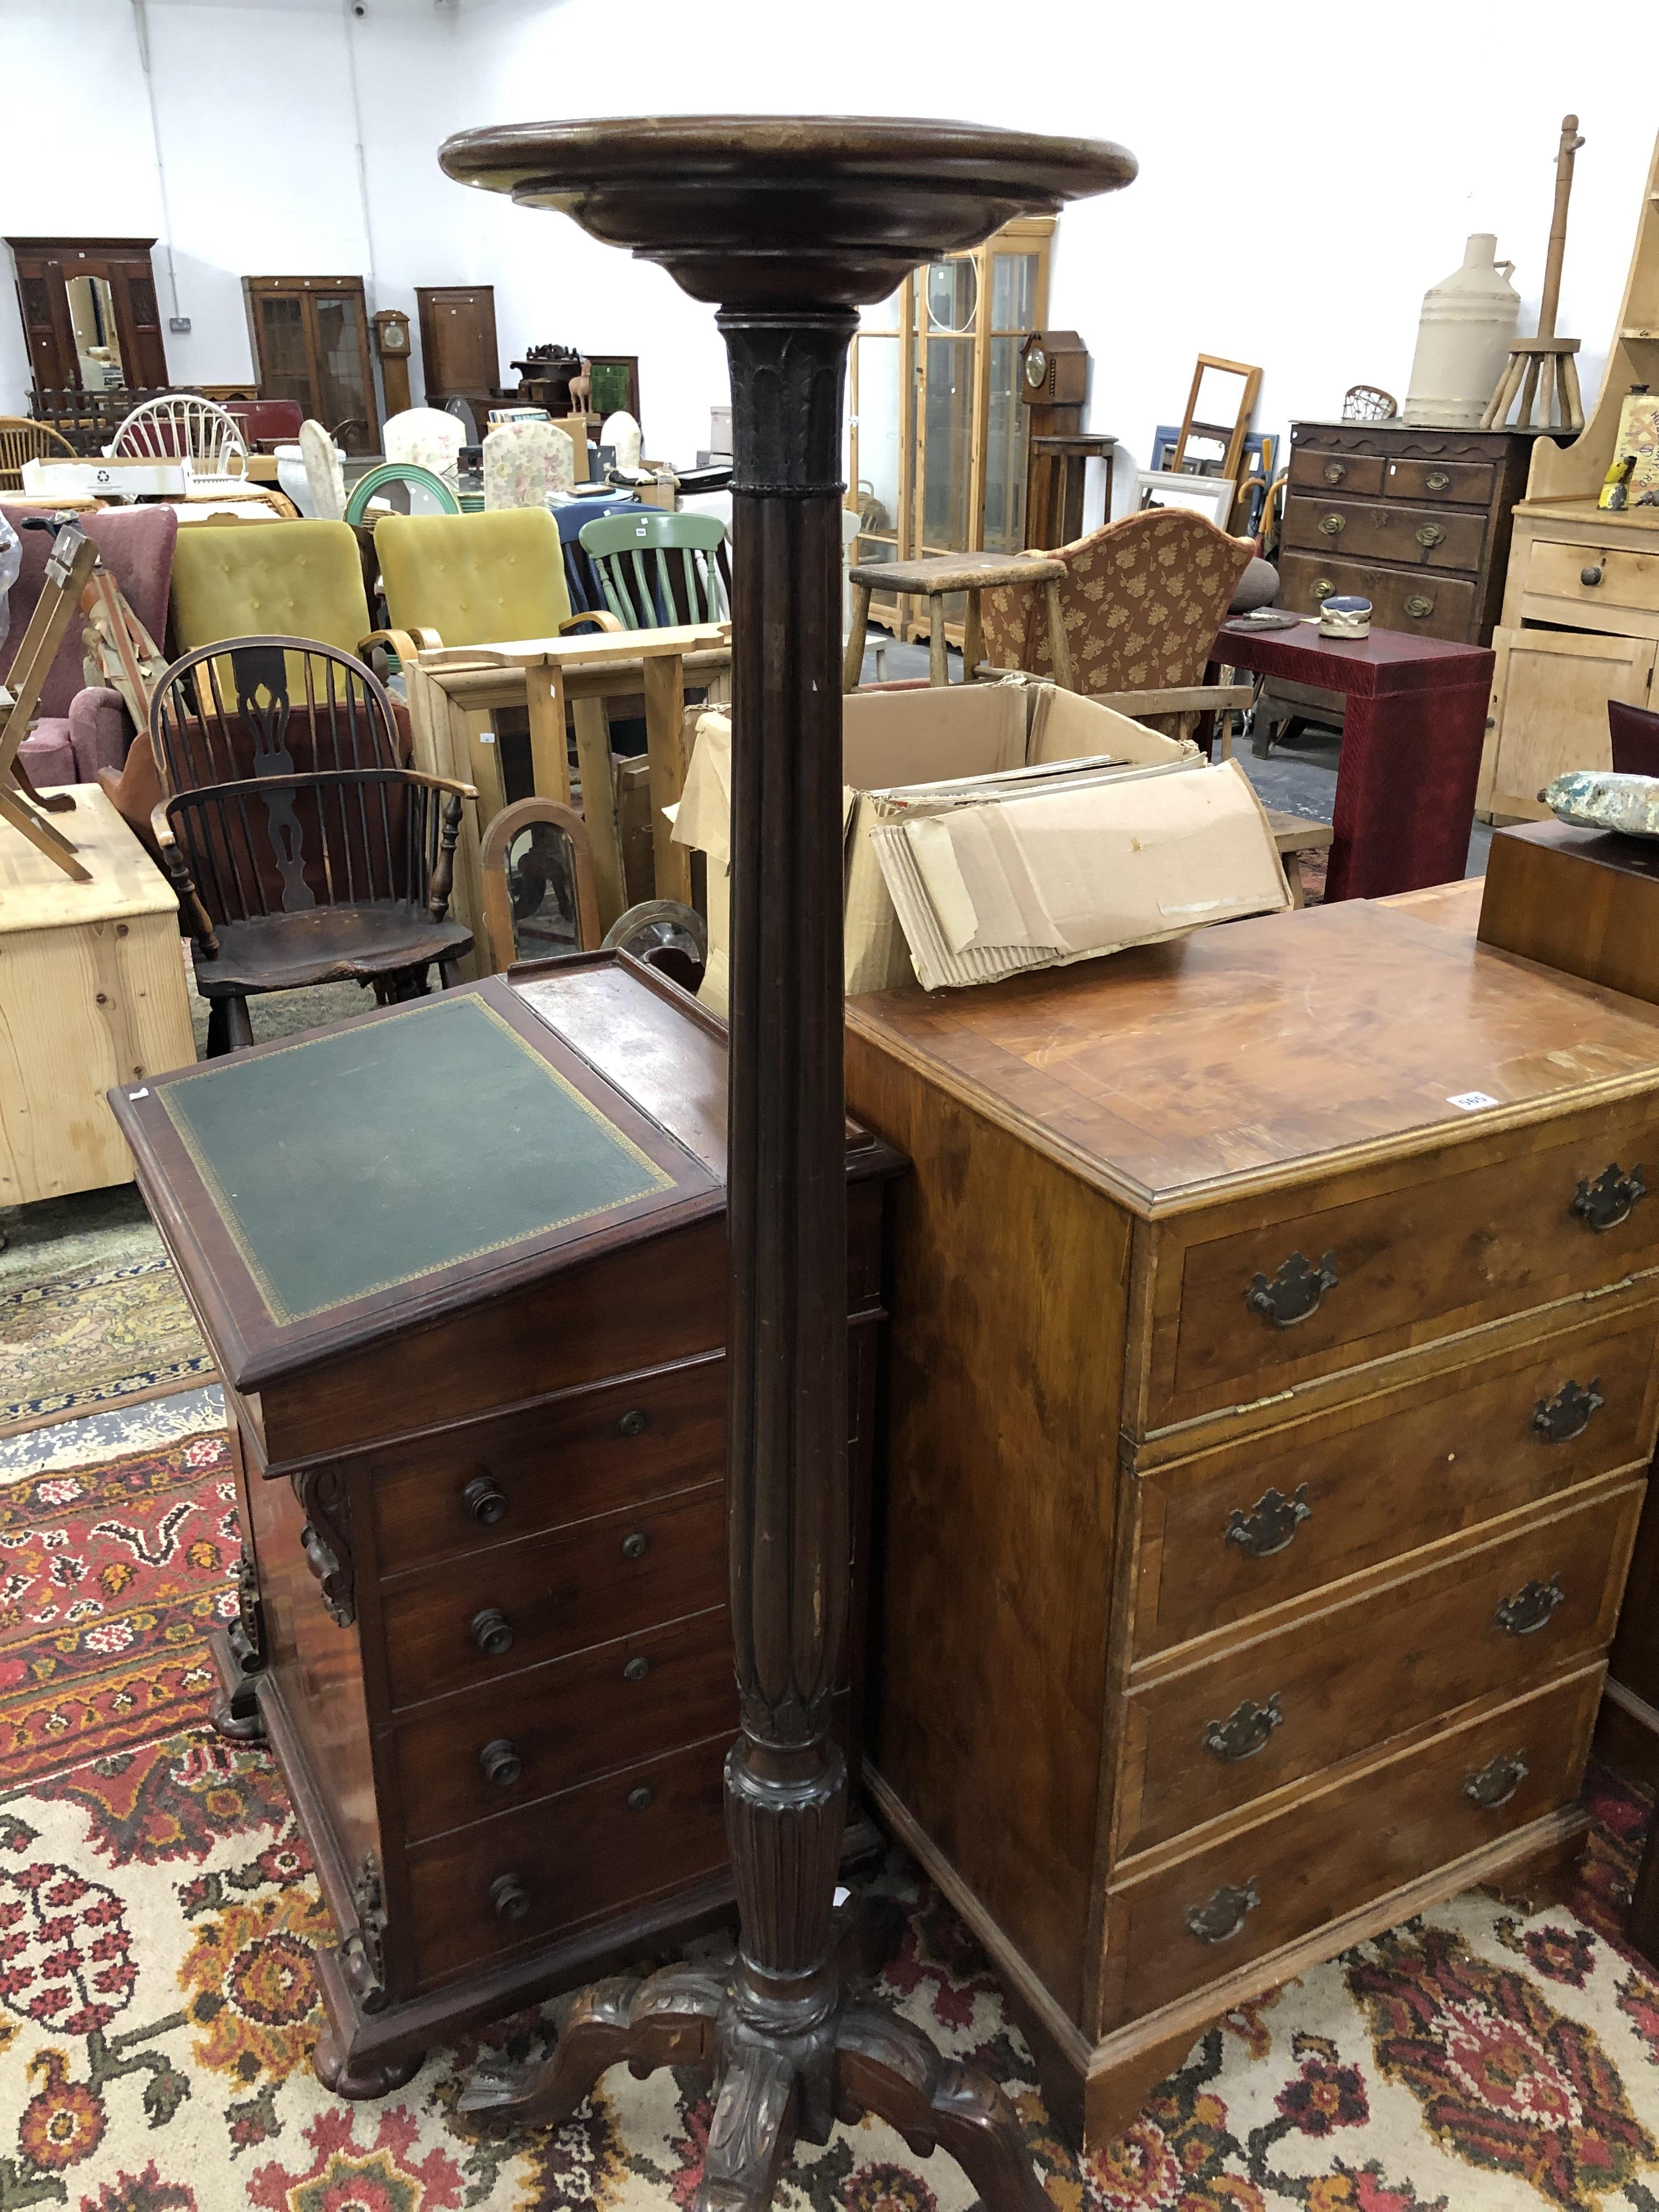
[0,1251,213,1437]
[6,1426,1659,2210]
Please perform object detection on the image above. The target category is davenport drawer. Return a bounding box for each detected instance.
[1288,450,1385,498]
[1383,456,1497,506]
[1161,1104,1659,1421]
[379,1483,727,1707]
[1283,495,1486,572]
[392,1605,738,1842]
[1103,1663,1601,2028]
[1524,539,1659,618]
[406,1733,731,1987]
[1277,550,1477,642]
[367,1356,726,1577]
[1119,1478,1639,1856]
[1136,1302,1659,1654]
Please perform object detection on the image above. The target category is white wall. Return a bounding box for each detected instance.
[4,0,1656,514]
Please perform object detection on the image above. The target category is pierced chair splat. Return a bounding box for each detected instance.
[149,636,477,1053]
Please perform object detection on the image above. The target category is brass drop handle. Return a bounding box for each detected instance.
[1415,522,1446,549]
[479,1737,522,1788]
[1494,1577,1565,1637]
[623,1655,651,1682]
[620,1531,650,1561]
[1185,1878,1260,1944]
[1425,470,1451,492]
[1246,1251,1338,1327]
[1582,563,1604,586]
[1532,1377,1603,1444]
[1203,1694,1284,1762]
[490,1871,531,1921]
[628,1784,656,1812]
[1571,1161,1647,1231]
[1224,1484,1311,1559]
[1311,577,1336,601]
[1323,460,1346,484]
[1464,1751,1528,1810]
[470,1606,515,1658]
[1317,512,1345,536]
[617,1408,650,1437]
[1405,593,1435,619]
[462,1475,507,1527]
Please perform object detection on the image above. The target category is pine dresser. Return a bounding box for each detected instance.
[110,955,900,2096]
[844,893,1659,2149]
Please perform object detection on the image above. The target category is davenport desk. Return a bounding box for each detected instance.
[845,893,1659,2148]
[110,958,900,2094]
[1214,618,1494,901]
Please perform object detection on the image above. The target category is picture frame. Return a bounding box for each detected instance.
[584,354,640,425]
[1133,469,1235,528]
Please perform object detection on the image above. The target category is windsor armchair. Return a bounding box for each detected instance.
[149,636,476,1052]
[108,394,250,474]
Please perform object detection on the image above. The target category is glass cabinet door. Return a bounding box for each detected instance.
[312,291,374,448]
[916,256,977,557]
[848,286,907,573]
[984,247,1042,552]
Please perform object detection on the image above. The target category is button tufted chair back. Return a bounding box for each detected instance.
[374,506,573,648]
[170,518,371,660]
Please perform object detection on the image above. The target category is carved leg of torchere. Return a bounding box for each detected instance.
[834,2002,1051,2208]
[458,1963,725,2130]
[698,2030,798,2210]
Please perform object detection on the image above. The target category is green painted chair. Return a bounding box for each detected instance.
[578,510,730,631]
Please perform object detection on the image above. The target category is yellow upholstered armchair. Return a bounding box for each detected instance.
[373,507,620,652]
[979,507,1256,743]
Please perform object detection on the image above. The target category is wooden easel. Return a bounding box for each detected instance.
[0,523,100,879]
[1483,115,1585,432]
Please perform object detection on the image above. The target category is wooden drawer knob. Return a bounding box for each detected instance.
[1581,563,1604,586]
[617,1408,651,1437]
[1571,1161,1646,1230]
[1493,1576,1565,1637]
[462,1475,507,1527]
[627,1784,656,1811]
[1203,1693,1284,1762]
[1184,1878,1259,1944]
[1224,1483,1311,1559]
[1532,1376,1603,1444]
[1245,1250,1338,1328]
[490,1871,531,1921]
[1464,1750,1528,1810]
[470,1606,515,1657]
[623,1655,651,1682]
[620,1531,650,1561]
[478,1737,522,1788]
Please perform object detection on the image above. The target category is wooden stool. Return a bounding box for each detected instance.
[1262,805,1335,909]
[843,549,1070,693]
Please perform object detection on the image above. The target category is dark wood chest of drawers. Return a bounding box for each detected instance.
[1278,420,1545,647]
[112,957,900,2096]
[845,889,1659,2151]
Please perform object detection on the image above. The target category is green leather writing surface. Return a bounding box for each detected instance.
[160,994,675,1323]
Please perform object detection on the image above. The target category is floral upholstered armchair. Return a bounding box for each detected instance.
[383,408,466,490]
[979,507,1256,741]
[483,417,576,509]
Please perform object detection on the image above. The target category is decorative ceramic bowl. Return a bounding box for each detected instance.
[1543,769,1659,838]
[1319,594,1372,639]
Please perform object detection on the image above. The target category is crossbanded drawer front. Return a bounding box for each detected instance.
[1161,1107,1659,1422]
[1283,496,1486,572]
[1276,551,1477,643]
[392,1606,738,1843]
[1118,1478,1639,1857]
[1102,1664,1601,2029]
[1136,1304,1659,1656]
[379,1483,727,1707]
[406,1734,731,1988]
[366,1357,726,1578]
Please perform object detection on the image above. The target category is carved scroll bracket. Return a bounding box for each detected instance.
[341,1851,390,2013]
[291,1466,355,1628]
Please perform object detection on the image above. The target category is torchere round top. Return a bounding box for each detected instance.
[438,115,1136,305]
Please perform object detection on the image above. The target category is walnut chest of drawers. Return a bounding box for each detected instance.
[1278,420,1546,647]
[111,957,900,2096]
[844,895,1659,2150]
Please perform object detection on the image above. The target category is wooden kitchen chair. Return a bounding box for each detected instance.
[149,636,476,1052]
[0,415,76,490]
[579,510,730,630]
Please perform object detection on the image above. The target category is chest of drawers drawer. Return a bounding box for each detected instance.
[1525,538,1659,619]
[365,1355,726,1577]
[1283,495,1487,572]
[1149,1103,1659,1429]
[392,1605,738,1843]
[1116,1477,1640,1858]
[376,1482,727,1707]
[1101,1663,1602,2029]
[1276,550,1477,642]
[1134,1300,1659,1655]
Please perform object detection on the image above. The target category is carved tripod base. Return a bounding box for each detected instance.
[459,1936,1051,2211]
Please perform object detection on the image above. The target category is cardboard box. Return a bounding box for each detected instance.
[672,676,1288,1011]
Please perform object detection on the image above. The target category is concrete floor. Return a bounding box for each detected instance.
[856,631,1493,882]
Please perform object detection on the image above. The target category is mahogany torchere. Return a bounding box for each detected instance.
[436,118,1135,2206]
